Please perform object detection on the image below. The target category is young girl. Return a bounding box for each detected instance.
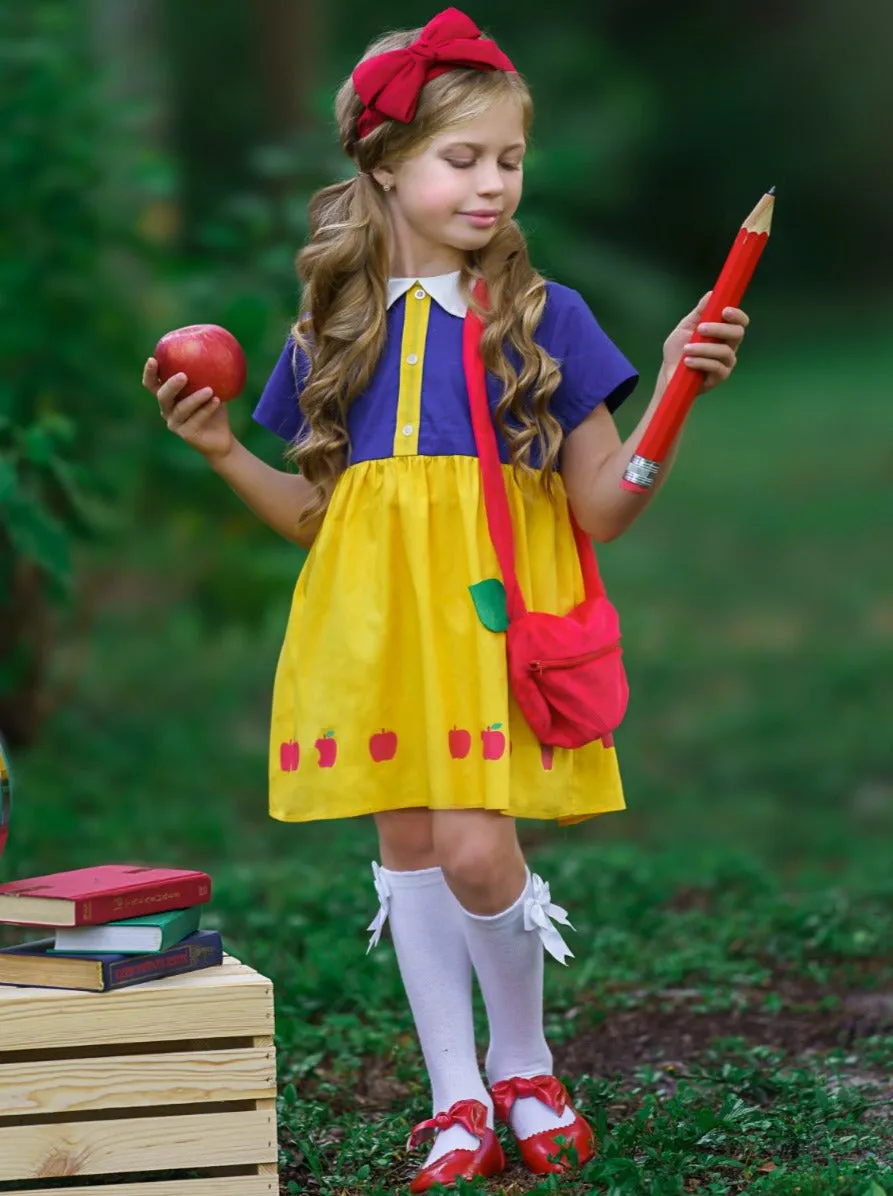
[144,8,748,1190]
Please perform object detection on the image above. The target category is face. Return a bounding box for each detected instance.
[375,97,526,275]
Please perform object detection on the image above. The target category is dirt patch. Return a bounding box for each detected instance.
[557,984,893,1079]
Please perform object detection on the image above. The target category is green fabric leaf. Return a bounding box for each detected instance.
[469,578,509,632]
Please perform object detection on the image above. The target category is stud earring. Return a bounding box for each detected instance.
[382,183,392,193]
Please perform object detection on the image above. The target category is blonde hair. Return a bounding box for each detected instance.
[289,23,563,525]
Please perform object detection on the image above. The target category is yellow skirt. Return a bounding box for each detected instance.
[268,455,625,824]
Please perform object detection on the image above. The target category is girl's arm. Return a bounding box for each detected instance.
[210,440,326,549]
[146,359,325,549]
[562,299,750,542]
[561,367,682,543]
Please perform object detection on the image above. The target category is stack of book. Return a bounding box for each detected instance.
[0,864,221,992]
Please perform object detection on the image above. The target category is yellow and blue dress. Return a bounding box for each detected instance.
[253,272,638,825]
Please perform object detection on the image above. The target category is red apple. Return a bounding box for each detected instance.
[369,729,398,762]
[315,731,338,768]
[481,723,506,761]
[448,726,471,759]
[154,324,247,401]
[279,740,300,772]
[540,744,554,771]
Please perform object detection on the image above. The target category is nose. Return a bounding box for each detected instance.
[475,158,504,198]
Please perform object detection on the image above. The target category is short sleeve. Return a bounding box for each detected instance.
[252,335,311,442]
[542,284,639,436]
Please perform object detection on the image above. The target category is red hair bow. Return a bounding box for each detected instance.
[490,1074,569,1123]
[353,7,516,139]
[407,1097,489,1147]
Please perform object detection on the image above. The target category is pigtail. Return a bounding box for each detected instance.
[472,226,564,491]
[287,172,391,525]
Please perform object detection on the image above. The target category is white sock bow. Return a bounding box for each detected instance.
[523,873,575,965]
[366,860,392,952]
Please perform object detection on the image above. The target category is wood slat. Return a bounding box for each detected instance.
[0,1046,276,1115]
[0,1178,277,1196]
[0,1108,277,1182]
[0,957,274,1052]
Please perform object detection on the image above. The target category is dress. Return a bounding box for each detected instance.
[253,273,639,825]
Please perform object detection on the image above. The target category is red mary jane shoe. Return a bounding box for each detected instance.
[490,1074,596,1175]
[407,1098,506,1193]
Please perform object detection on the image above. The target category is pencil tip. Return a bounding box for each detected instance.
[767,185,776,195]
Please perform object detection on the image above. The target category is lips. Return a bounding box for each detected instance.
[461,210,501,218]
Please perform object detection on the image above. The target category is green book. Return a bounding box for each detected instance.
[51,905,202,955]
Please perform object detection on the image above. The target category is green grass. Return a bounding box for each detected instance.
[2,333,892,1195]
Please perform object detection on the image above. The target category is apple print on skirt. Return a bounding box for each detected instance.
[481,723,506,760]
[369,729,398,762]
[448,726,472,759]
[315,730,338,768]
[279,740,300,772]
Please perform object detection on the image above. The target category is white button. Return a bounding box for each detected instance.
[414,288,426,300]
[402,424,414,436]
[406,353,419,365]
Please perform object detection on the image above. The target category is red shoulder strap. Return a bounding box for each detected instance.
[462,280,604,618]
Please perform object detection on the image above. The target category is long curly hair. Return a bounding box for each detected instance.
[288,24,564,526]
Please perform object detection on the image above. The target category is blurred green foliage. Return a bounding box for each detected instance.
[0,2,156,734]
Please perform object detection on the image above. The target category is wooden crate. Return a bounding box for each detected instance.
[0,953,279,1195]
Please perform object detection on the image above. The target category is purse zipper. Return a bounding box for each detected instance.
[529,642,620,674]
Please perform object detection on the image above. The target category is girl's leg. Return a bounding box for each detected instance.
[372,808,491,1165]
[433,809,578,1141]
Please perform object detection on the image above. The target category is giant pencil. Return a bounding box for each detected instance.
[622,188,776,493]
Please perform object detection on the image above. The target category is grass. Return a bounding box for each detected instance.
[2,331,892,1194]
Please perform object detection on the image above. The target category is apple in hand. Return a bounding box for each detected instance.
[154,324,247,401]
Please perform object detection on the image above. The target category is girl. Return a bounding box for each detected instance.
[144,8,748,1191]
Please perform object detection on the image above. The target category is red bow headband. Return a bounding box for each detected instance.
[352,7,517,140]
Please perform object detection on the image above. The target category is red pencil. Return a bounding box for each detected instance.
[621,188,776,493]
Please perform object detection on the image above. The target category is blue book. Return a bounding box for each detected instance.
[0,929,223,992]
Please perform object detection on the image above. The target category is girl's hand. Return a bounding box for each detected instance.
[143,358,235,463]
[661,291,750,394]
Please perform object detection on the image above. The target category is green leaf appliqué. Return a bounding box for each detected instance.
[469,578,509,632]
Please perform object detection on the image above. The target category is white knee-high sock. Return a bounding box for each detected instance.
[458,868,578,1141]
[368,864,493,1165]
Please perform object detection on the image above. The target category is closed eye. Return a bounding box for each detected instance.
[446,160,523,171]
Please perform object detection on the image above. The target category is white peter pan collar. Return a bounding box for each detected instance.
[386,271,467,318]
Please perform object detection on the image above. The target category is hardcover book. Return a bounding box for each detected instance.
[0,864,212,927]
[0,929,223,992]
[52,905,202,954]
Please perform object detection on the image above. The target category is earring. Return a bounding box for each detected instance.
[382,183,392,193]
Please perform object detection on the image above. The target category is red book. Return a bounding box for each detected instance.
[0,865,212,927]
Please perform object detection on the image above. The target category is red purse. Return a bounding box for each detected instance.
[463,287,629,750]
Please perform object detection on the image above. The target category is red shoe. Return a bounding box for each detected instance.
[407,1098,506,1193]
[491,1074,596,1175]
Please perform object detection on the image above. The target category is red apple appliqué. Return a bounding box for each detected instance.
[279,740,300,772]
[481,723,506,760]
[369,729,398,762]
[154,324,247,401]
[448,726,472,759]
[315,730,338,768]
